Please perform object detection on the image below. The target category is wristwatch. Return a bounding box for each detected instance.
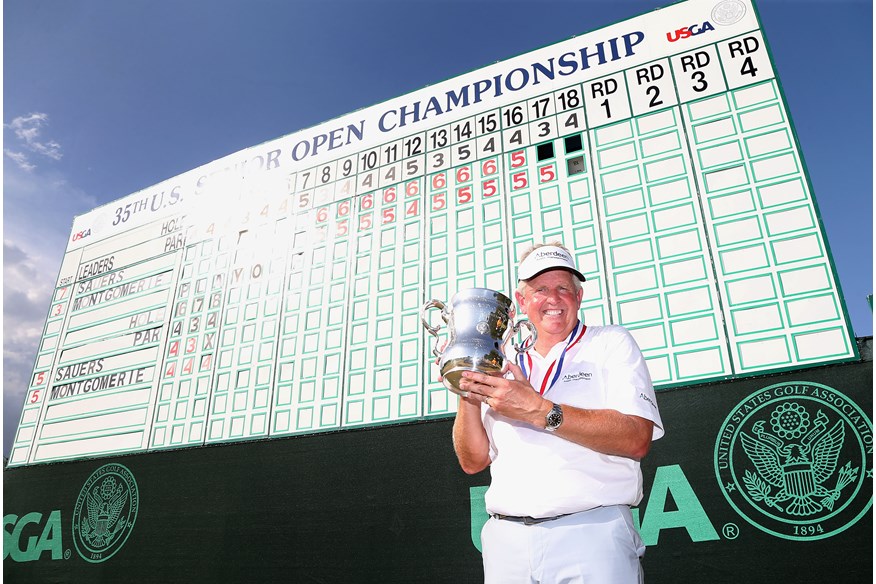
[544,402,563,432]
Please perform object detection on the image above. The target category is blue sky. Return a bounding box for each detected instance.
[3,0,872,458]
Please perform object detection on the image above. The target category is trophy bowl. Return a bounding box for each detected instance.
[421,287,537,395]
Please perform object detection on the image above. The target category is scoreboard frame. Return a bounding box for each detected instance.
[8,0,858,466]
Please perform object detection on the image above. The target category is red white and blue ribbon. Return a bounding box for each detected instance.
[518,320,587,395]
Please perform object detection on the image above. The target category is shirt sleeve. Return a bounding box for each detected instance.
[600,326,665,440]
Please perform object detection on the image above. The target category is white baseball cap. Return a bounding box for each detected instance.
[517,246,586,282]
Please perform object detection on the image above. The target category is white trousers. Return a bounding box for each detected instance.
[481,505,645,584]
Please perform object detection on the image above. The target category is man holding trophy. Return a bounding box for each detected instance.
[452,242,664,583]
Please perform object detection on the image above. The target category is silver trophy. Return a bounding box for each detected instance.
[421,287,537,395]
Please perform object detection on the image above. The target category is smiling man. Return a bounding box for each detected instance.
[454,241,664,583]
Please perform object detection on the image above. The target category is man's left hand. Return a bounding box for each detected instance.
[458,363,549,428]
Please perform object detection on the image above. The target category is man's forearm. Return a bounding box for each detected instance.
[452,398,491,474]
[549,405,653,460]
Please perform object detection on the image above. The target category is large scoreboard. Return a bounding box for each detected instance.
[8,0,857,466]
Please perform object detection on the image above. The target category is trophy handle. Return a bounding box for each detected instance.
[420,299,448,357]
[511,320,538,355]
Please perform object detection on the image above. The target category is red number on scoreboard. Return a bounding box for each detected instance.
[297,191,311,209]
[539,164,557,184]
[512,171,528,191]
[457,186,473,204]
[510,150,526,168]
[431,192,446,211]
[456,166,471,183]
[405,199,420,217]
[481,158,498,176]
[482,179,498,198]
[431,173,446,191]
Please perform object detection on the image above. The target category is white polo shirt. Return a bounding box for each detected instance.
[482,324,664,518]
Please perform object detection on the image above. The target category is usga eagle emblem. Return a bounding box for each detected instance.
[73,463,139,562]
[739,405,854,516]
[715,382,872,541]
[80,475,130,547]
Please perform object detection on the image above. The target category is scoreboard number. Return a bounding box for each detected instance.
[719,31,774,88]
[584,72,632,128]
[626,58,678,116]
[671,45,727,102]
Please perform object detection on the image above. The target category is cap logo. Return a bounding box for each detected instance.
[535,249,570,261]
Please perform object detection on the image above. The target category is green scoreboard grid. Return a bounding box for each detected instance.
[9,0,857,466]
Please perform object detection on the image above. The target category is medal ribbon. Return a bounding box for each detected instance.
[518,321,587,395]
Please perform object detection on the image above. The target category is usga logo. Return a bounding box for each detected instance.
[715,382,872,540]
[3,511,64,562]
[666,21,716,42]
[3,463,139,563]
[470,463,722,552]
[72,228,92,242]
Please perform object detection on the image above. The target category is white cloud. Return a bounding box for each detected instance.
[3,162,96,458]
[4,113,63,171]
[3,240,54,444]
[3,149,36,172]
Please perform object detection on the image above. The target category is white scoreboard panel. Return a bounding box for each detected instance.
[9,0,857,466]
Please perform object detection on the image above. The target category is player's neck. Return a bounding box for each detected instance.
[534,322,580,355]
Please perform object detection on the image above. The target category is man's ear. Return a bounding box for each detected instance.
[514,289,527,314]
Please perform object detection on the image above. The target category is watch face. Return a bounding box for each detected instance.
[546,405,563,429]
